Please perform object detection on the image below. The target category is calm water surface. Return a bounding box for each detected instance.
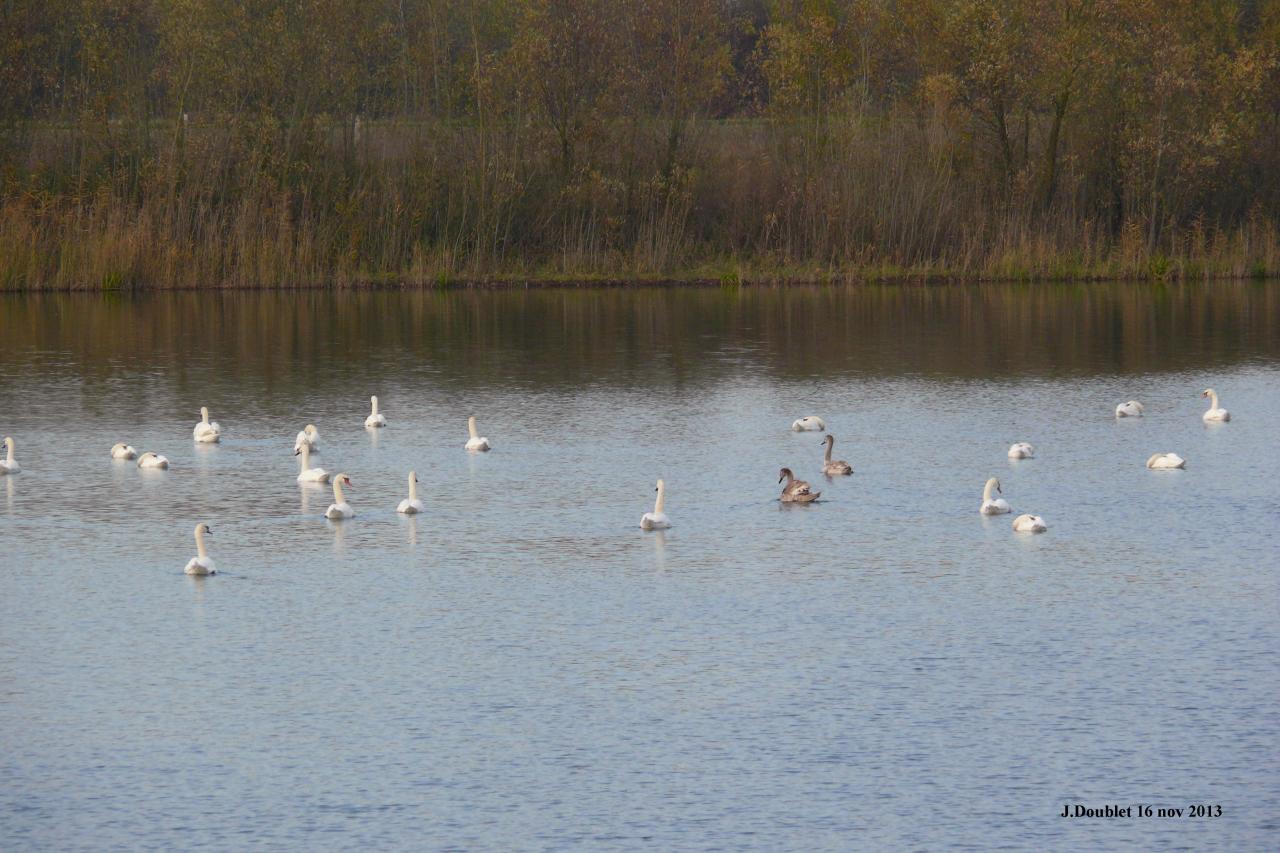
[1,284,1278,850]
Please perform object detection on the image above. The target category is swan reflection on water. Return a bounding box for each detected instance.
[650,528,667,571]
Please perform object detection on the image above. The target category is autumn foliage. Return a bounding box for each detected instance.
[1,0,1277,287]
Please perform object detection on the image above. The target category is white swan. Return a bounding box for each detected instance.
[1115,400,1144,418]
[0,437,19,474]
[110,442,137,460]
[465,416,491,451]
[640,479,672,529]
[325,474,356,519]
[193,406,222,442]
[397,470,423,514]
[294,444,329,483]
[791,416,826,432]
[1146,452,1186,469]
[184,523,217,575]
[1012,514,1047,533]
[137,451,170,469]
[1007,442,1035,459]
[293,424,320,452]
[980,477,1011,515]
[365,396,387,428]
[1201,389,1230,422]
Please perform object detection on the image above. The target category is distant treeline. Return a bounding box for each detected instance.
[1,0,1278,288]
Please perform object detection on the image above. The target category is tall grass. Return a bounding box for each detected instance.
[1,115,1276,290]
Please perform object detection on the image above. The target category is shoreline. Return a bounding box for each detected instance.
[2,271,1276,293]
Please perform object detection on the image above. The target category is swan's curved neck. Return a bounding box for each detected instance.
[200,407,210,424]
[195,527,208,559]
[298,444,311,468]
[1207,390,1219,410]
[983,479,996,501]
[370,396,379,416]
[654,480,665,514]
[468,417,478,439]
[408,473,418,501]
[333,479,346,503]
[4,440,12,465]
[824,437,833,462]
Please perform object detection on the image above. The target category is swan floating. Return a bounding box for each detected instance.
[1146,452,1186,470]
[325,474,356,519]
[397,471,423,514]
[1007,442,1035,459]
[1201,389,1230,422]
[110,442,137,460]
[1115,400,1144,418]
[294,424,320,452]
[137,452,170,469]
[820,434,852,475]
[294,444,329,483]
[0,437,20,474]
[365,396,387,428]
[193,407,222,443]
[791,416,826,432]
[1012,514,1047,533]
[640,479,672,529]
[465,416,491,451]
[779,467,820,503]
[980,478,1011,514]
[184,523,217,575]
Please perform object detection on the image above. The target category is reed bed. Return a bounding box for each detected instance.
[2,117,1276,290]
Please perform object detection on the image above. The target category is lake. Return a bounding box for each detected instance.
[1,283,1277,850]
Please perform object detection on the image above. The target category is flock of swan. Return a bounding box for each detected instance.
[0,389,1232,576]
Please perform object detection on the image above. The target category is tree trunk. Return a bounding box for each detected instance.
[1038,86,1071,209]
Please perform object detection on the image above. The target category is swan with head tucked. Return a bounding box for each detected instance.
[193,407,222,442]
[820,434,852,475]
[365,396,386,428]
[640,479,672,529]
[397,471,424,514]
[980,478,1011,514]
[0,437,19,474]
[465,416,491,451]
[137,451,169,469]
[791,416,826,432]
[110,442,137,460]
[1201,389,1230,422]
[779,467,820,503]
[1115,400,1144,418]
[294,444,329,483]
[184,523,217,575]
[1007,442,1035,459]
[293,424,320,452]
[1146,452,1186,470]
[325,474,356,519]
[1012,514,1047,533]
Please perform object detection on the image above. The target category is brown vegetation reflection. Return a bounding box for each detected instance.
[2,284,1277,383]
